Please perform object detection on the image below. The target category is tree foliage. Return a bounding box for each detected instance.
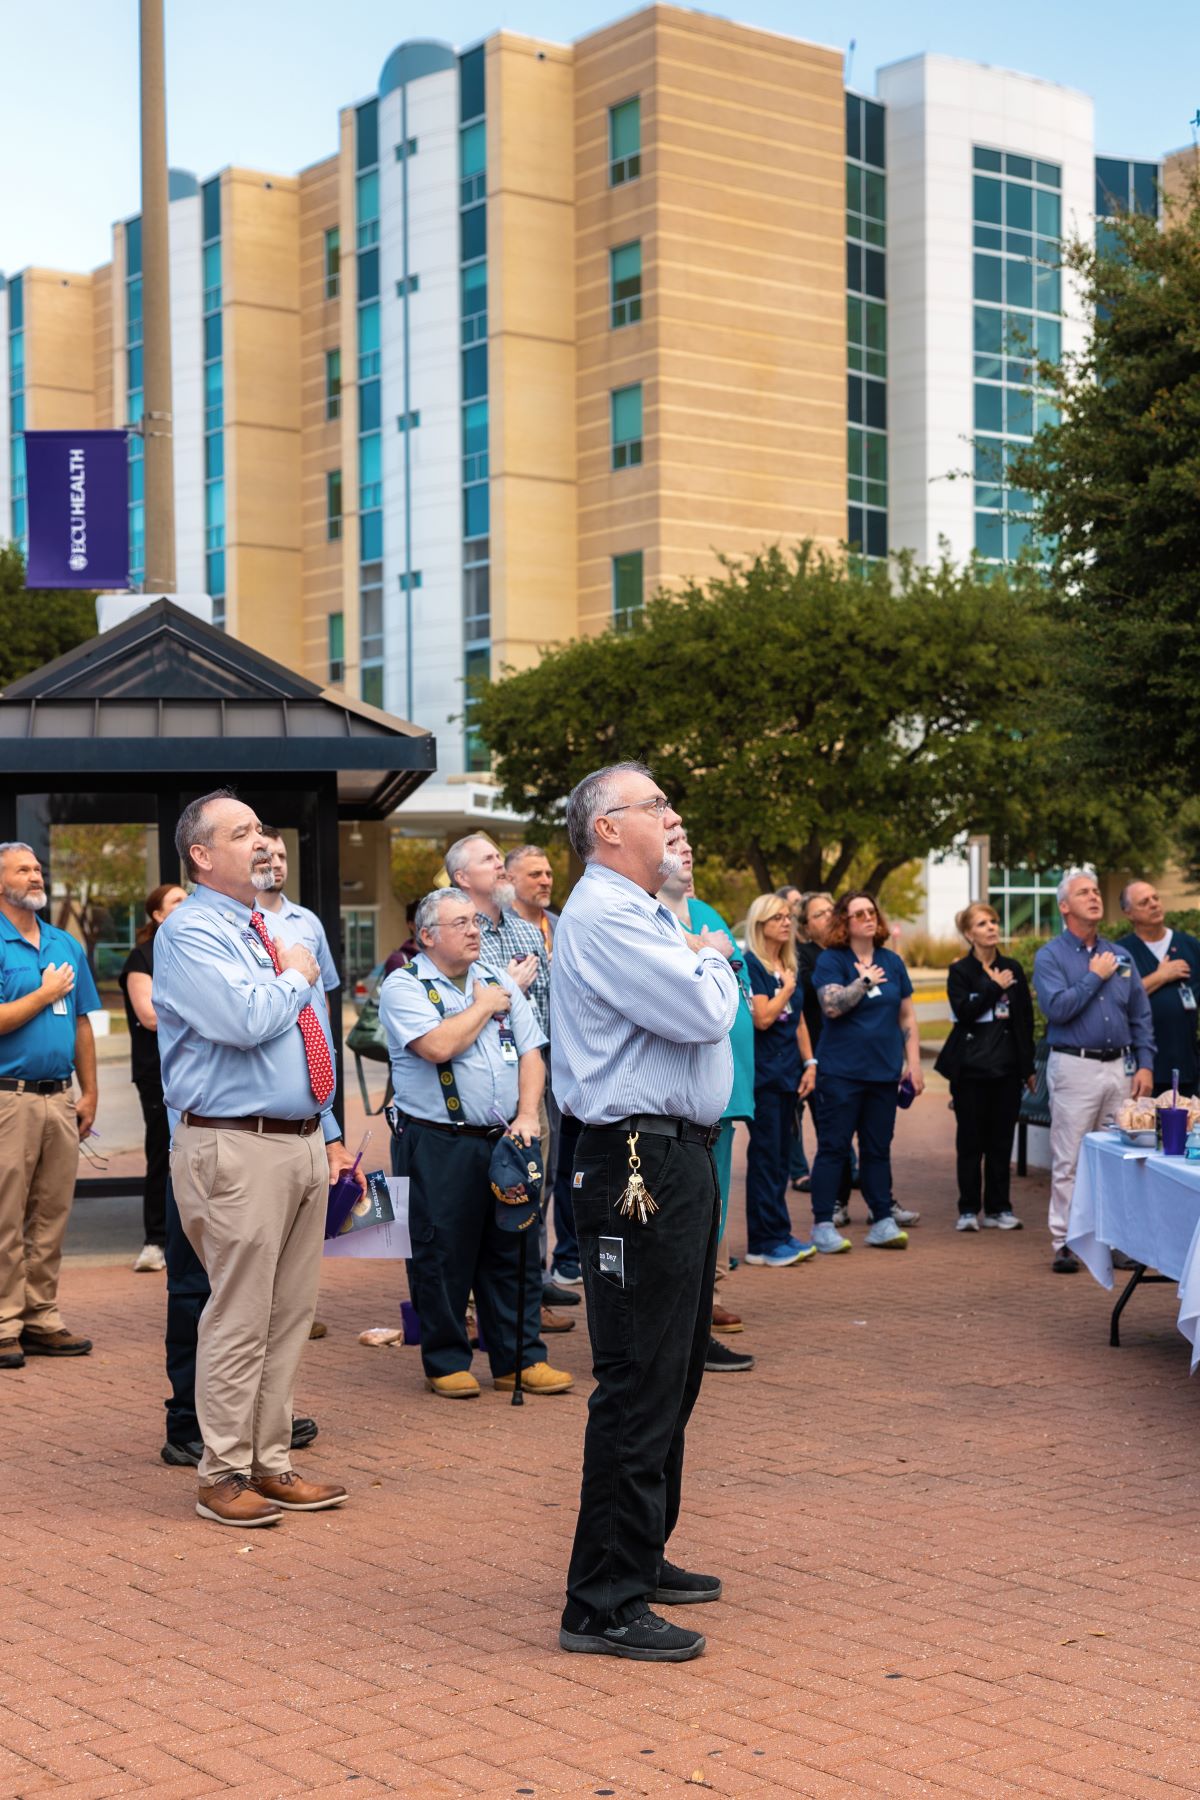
[0,542,97,688]
[53,825,149,960]
[1010,170,1200,787]
[473,545,1154,893]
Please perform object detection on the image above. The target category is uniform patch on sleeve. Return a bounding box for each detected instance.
[573,1169,584,1188]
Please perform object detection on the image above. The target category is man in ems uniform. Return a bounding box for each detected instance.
[379,887,572,1400]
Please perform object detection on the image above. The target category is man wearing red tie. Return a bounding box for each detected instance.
[153,792,363,1527]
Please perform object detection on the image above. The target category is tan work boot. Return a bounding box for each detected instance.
[425,1370,481,1399]
[196,1471,283,1527]
[541,1306,576,1333]
[493,1362,573,1395]
[250,1471,347,1511]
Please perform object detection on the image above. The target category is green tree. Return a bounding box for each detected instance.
[1010,170,1200,788]
[473,544,1146,893]
[0,542,97,687]
[53,824,149,962]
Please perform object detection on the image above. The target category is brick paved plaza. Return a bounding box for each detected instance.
[5,1091,1200,1799]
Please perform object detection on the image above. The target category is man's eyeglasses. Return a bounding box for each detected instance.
[603,795,670,819]
[436,916,477,932]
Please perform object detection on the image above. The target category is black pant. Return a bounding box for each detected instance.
[744,1085,796,1253]
[163,1175,209,1443]
[564,1128,719,1629]
[550,1111,583,1274]
[135,1073,170,1247]
[405,1120,546,1380]
[952,1077,1023,1215]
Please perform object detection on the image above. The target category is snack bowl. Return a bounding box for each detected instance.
[1116,1127,1157,1148]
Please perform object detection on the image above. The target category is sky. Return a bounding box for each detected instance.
[2,0,1198,275]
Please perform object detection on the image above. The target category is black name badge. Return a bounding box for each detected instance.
[598,1235,625,1286]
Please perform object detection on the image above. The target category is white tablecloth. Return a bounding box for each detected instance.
[1067,1131,1200,1369]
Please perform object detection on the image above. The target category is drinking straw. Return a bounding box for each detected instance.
[1173,1070,1180,1111]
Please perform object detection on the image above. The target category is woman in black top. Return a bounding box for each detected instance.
[935,902,1036,1232]
[118,883,186,1271]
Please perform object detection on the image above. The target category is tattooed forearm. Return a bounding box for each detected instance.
[819,980,866,1019]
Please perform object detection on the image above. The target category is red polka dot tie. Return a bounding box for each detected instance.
[248,911,335,1105]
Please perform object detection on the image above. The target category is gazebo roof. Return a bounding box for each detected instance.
[0,600,435,817]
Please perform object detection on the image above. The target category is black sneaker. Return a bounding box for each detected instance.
[654,1559,722,1605]
[704,1337,754,1373]
[559,1607,705,1661]
[291,1415,319,1449]
[1052,1247,1080,1273]
[541,1279,581,1307]
[161,1438,202,1467]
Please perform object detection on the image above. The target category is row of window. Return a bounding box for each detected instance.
[461,47,489,770]
[202,178,225,626]
[846,94,887,559]
[126,217,145,585]
[7,274,26,547]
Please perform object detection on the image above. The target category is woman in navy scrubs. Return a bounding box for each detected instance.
[810,891,922,1249]
[742,895,816,1267]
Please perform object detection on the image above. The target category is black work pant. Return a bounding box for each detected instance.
[135,1074,170,1247]
[745,1084,796,1253]
[564,1128,720,1628]
[550,1110,583,1275]
[405,1120,546,1380]
[952,1076,1023,1216]
[163,1175,209,1443]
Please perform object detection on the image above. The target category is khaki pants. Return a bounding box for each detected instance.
[1047,1053,1131,1249]
[0,1089,80,1338]
[171,1123,327,1483]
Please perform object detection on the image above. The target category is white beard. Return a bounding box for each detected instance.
[250,867,276,892]
[494,881,516,912]
[657,852,684,885]
[2,885,46,911]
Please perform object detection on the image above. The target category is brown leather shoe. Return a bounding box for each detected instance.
[711,1304,743,1334]
[250,1471,348,1511]
[0,1340,25,1369]
[20,1326,92,1356]
[541,1305,576,1333]
[196,1472,283,1527]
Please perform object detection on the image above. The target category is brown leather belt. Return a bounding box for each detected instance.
[181,1112,320,1136]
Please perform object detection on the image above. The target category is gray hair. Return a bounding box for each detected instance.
[413,887,473,939]
[0,841,36,866]
[505,843,549,873]
[1119,879,1151,913]
[175,788,238,882]
[565,762,654,862]
[1056,866,1097,908]
[444,833,494,890]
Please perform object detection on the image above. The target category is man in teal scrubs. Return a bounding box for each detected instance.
[0,842,99,1368]
[658,832,755,1371]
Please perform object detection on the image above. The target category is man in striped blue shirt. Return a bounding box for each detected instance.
[552,762,739,1664]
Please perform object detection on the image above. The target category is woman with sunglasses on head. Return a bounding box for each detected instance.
[810,891,922,1249]
[741,895,817,1267]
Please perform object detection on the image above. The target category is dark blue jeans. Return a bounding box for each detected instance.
[810,1075,899,1224]
[745,1085,796,1253]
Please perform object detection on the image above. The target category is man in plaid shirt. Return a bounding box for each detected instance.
[445,836,550,1035]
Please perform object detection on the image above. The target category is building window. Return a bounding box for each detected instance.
[328,611,345,683]
[324,227,340,300]
[202,243,221,315]
[360,562,384,708]
[356,98,379,171]
[395,137,419,161]
[461,262,487,345]
[359,432,382,512]
[611,383,643,470]
[609,97,641,186]
[325,348,341,420]
[462,400,488,484]
[972,146,1062,562]
[988,864,1064,938]
[846,92,887,560]
[326,469,343,540]
[396,410,420,432]
[202,177,221,243]
[463,645,489,772]
[460,44,485,124]
[398,570,422,592]
[610,241,642,328]
[395,274,420,297]
[460,120,486,207]
[612,551,644,630]
[358,302,380,380]
[356,170,380,250]
[464,538,490,642]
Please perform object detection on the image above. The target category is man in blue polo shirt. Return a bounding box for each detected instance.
[0,841,100,1368]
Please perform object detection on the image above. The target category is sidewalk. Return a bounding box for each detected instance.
[6,1094,1200,1797]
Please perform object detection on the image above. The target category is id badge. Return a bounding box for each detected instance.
[1123,1050,1137,1077]
[1181,985,1197,1013]
[1114,951,1132,980]
[867,984,883,999]
[52,996,69,1016]
[242,930,274,966]
[994,994,1010,1020]
[497,1020,518,1064]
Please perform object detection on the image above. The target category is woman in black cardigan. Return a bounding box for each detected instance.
[935,902,1036,1232]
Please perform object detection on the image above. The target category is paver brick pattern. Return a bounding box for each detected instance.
[6,1093,1200,1797]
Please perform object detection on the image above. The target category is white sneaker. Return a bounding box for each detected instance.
[956,1214,980,1232]
[982,1212,1023,1230]
[892,1204,921,1227]
[133,1243,166,1272]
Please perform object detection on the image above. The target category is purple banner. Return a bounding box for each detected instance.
[24,429,129,590]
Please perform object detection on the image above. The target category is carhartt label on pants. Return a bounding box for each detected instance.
[573,1169,584,1188]
[598,1236,625,1286]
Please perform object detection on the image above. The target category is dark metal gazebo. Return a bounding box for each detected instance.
[0,599,435,1160]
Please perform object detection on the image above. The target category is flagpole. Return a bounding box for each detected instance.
[139,0,176,594]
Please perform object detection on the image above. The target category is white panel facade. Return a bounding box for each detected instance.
[378,69,462,766]
[0,285,10,533]
[878,56,1094,564]
[168,194,206,594]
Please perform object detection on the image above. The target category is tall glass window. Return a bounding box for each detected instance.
[612,551,644,631]
[610,241,642,328]
[328,611,345,684]
[325,348,341,420]
[1095,156,1160,260]
[356,99,384,706]
[609,98,641,186]
[201,178,225,625]
[611,383,643,469]
[972,147,1062,562]
[125,217,146,585]
[460,45,490,771]
[7,273,26,548]
[324,227,340,300]
[846,93,887,560]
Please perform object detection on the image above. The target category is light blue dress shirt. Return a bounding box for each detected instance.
[265,895,340,991]
[153,884,340,1142]
[549,863,738,1126]
[1033,928,1155,1067]
[379,952,545,1126]
[0,914,101,1081]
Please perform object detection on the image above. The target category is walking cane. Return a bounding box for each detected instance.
[512,1228,527,1406]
